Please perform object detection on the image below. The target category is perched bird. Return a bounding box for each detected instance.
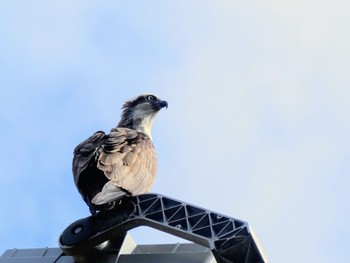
[72,94,168,214]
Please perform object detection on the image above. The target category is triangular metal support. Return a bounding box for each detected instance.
[59,193,267,263]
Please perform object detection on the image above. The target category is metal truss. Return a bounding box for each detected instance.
[59,193,266,263]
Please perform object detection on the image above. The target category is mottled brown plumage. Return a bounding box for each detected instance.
[72,94,167,214]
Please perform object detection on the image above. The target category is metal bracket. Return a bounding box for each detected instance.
[59,193,266,263]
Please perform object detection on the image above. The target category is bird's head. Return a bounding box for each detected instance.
[117,94,168,139]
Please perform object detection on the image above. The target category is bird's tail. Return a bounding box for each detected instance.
[91,181,128,206]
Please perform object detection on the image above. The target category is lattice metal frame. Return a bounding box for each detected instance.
[59,193,266,263]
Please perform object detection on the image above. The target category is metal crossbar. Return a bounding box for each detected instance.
[59,193,266,263]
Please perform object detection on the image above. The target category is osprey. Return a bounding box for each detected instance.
[72,94,168,214]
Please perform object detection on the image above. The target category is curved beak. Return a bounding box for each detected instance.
[152,99,168,111]
[158,100,168,109]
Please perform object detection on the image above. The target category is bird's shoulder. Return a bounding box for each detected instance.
[73,130,106,155]
[104,127,153,150]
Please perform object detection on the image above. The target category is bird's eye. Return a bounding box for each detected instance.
[147,95,155,101]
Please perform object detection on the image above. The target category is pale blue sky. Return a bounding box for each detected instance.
[1,1,349,262]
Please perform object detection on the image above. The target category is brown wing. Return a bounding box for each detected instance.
[72,131,111,211]
[97,127,158,196]
[72,131,106,187]
[72,128,158,212]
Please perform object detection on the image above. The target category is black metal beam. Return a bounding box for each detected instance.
[59,193,266,263]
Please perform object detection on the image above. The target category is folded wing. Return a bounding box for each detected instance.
[72,128,157,213]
